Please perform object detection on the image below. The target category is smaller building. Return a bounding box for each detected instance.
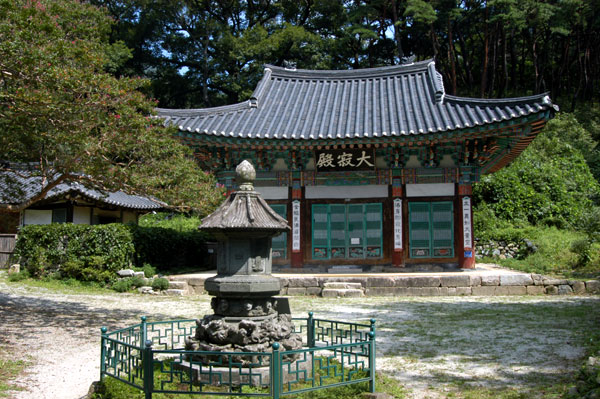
[0,170,164,234]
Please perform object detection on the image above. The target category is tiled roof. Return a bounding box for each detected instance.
[156,59,558,140]
[0,171,164,210]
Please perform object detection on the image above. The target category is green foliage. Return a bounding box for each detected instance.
[151,277,170,291]
[14,223,134,284]
[480,225,589,276]
[7,270,29,282]
[474,113,600,229]
[129,224,213,272]
[111,278,134,293]
[139,213,203,232]
[137,263,157,278]
[565,334,600,399]
[0,0,224,214]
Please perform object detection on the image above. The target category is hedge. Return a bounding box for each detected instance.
[14,223,134,283]
[14,223,214,283]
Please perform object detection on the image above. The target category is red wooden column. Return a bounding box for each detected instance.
[391,178,405,267]
[458,184,475,269]
[290,175,303,268]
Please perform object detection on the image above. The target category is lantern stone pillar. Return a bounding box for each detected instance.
[184,160,302,361]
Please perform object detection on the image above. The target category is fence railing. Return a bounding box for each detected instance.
[101,313,376,398]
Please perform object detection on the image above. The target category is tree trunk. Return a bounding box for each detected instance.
[391,0,405,60]
[448,16,457,95]
[480,2,489,97]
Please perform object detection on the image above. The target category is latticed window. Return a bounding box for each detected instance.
[408,201,454,258]
[311,203,383,260]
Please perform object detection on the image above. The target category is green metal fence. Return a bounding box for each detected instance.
[100,313,376,398]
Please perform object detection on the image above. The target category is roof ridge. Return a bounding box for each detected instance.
[155,100,253,118]
[444,92,554,105]
[264,59,433,80]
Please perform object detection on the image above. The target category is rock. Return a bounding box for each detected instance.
[526,286,545,295]
[7,264,20,274]
[117,269,135,277]
[572,281,586,294]
[492,249,501,257]
[500,274,533,286]
[137,286,153,294]
[543,278,568,286]
[499,254,507,260]
[587,357,599,367]
[481,276,500,286]
[545,285,559,295]
[164,289,185,296]
[440,275,470,287]
[558,285,573,295]
[133,271,145,278]
[586,280,600,293]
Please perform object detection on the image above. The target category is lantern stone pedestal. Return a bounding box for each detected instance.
[184,160,302,366]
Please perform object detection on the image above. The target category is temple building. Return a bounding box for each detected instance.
[157,59,557,270]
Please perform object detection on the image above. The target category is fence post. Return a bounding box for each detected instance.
[307,312,315,348]
[272,343,281,399]
[100,327,107,381]
[141,316,147,347]
[143,340,154,399]
[369,319,376,393]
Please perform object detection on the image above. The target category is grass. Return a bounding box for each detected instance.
[0,344,29,397]
[479,226,600,278]
[1,270,115,295]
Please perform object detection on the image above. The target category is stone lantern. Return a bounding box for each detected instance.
[185,160,302,361]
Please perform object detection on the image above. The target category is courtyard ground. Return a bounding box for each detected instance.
[0,275,598,399]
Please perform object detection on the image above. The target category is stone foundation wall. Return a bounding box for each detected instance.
[171,275,600,297]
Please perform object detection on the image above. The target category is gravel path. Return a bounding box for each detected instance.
[1,279,598,399]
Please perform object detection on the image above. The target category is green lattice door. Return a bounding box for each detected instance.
[408,202,454,258]
[270,204,288,259]
[311,203,382,260]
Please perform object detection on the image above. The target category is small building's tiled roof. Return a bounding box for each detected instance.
[156,59,558,140]
[0,171,164,210]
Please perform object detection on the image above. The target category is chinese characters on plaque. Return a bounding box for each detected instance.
[462,197,472,249]
[393,199,403,251]
[314,148,375,171]
[292,200,300,252]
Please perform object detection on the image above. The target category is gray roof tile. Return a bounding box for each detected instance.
[156,59,558,140]
[0,171,164,210]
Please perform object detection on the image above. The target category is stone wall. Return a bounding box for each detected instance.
[171,275,600,297]
[474,238,537,260]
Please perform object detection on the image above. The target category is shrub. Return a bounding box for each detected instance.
[151,277,170,291]
[8,270,30,282]
[129,276,147,288]
[138,263,157,278]
[111,278,133,293]
[14,224,134,284]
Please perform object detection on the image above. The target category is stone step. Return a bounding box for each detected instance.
[321,288,364,298]
[168,281,189,290]
[327,266,363,274]
[323,282,363,290]
[164,289,185,296]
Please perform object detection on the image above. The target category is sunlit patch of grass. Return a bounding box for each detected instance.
[0,345,29,397]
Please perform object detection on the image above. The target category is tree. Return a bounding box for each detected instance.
[0,0,224,215]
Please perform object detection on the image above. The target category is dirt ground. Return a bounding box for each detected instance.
[1,278,598,399]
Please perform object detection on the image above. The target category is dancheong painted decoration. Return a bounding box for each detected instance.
[157,59,558,270]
